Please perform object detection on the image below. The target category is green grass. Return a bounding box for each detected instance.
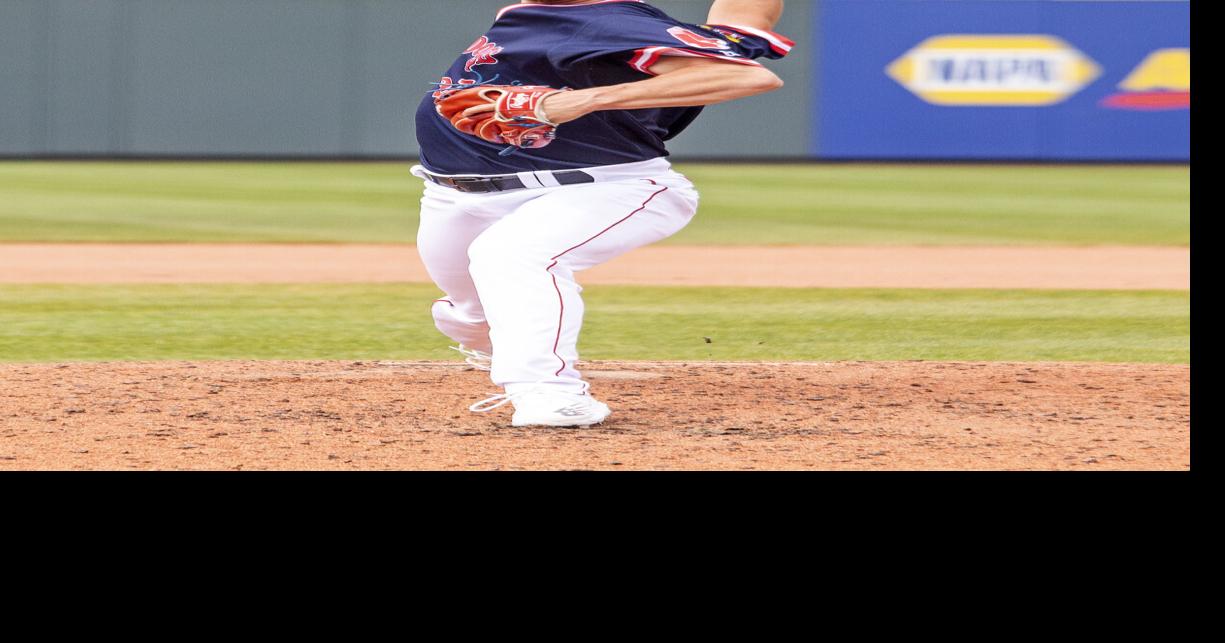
[677,164,1189,246]
[0,162,418,243]
[0,284,1189,364]
[0,162,1189,245]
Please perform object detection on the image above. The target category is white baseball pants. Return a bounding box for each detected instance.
[411,157,699,395]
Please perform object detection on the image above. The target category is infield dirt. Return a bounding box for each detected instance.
[0,243,1190,289]
[1,240,1189,470]
[0,360,1189,470]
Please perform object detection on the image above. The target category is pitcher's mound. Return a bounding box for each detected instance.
[0,360,1188,470]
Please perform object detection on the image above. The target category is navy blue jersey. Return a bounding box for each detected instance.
[415,0,793,174]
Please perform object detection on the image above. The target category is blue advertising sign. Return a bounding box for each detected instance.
[815,0,1190,160]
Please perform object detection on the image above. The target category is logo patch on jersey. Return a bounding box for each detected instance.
[431,76,477,100]
[700,25,743,44]
[667,26,730,50]
[463,36,503,72]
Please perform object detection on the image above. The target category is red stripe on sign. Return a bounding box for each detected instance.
[1100,91,1190,111]
[546,185,670,376]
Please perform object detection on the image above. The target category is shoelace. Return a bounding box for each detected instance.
[449,345,492,371]
[468,381,592,414]
[468,390,526,413]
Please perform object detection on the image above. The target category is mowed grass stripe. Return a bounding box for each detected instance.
[0,162,1189,245]
[681,164,1189,246]
[0,284,1189,364]
[0,162,417,243]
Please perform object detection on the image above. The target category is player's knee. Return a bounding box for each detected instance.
[466,233,513,277]
[467,231,540,276]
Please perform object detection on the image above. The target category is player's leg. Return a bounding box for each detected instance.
[415,181,498,354]
[466,172,699,396]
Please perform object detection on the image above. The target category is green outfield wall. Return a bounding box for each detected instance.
[0,0,813,158]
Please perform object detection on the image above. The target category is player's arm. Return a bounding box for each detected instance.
[459,56,783,125]
[706,0,784,31]
[534,56,783,125]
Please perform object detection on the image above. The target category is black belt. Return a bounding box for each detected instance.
[422,169,596,193]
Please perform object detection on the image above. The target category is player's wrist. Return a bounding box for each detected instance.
[540,89,603,125]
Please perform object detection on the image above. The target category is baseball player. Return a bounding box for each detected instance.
[413,0,791,426]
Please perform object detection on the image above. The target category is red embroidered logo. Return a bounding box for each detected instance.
[431,76,476,100]
[463,36,503,72]
[667,26,730,50]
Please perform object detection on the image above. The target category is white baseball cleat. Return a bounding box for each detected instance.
[510,390,611,427]
[469,385,611,427]
[450,344,492,371]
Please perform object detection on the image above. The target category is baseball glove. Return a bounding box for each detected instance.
[435,85,570,150]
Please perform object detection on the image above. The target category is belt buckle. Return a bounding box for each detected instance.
[449,176,493,193]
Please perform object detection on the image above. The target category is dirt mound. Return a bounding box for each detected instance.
[0,360,1188,470]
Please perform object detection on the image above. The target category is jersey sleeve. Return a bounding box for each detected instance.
[549,11,794,76]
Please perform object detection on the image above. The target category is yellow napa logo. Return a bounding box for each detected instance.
[1102,48,1189,110]
[887,35,1101,106]
[1119,48,1190,91]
